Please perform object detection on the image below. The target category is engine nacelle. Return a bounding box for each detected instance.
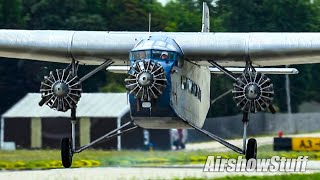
[232,72,274,113]
[39,69,82,112]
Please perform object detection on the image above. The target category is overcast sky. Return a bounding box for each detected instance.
[158,0,169,5]
[157,0,218,6]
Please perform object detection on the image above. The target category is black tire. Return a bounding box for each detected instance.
[61,137,73,168]
[245,138,257,161]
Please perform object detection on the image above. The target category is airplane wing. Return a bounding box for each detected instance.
[0,30,319,67]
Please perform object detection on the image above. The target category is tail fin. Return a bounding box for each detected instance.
[201,2,210,32]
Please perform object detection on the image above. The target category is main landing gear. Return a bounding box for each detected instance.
[187,60,275,161]
[60,119,138,168]
[39,59,140,168]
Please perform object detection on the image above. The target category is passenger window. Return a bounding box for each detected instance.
[187,79,192,92]
[192,84,198,96]
[181,76,186,90]
[198,88,201,101]
[180,76,201,101]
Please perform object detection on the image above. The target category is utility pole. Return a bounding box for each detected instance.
[285,65,295,132]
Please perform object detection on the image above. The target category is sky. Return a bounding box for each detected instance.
[158,0,169,5]
[157,0,219,6]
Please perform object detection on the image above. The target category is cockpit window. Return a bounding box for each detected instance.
[130,50,150,60]
[130,50,177,61]
[151,50,176,61]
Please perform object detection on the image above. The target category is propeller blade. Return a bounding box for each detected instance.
[268,104,276,114]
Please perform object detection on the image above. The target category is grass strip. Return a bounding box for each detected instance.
[1,145,320,170]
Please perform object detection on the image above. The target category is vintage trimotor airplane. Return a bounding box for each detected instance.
[0,2,319,168]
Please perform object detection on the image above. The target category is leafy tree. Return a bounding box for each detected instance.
[0,0,320,118]
[214,0,320,114]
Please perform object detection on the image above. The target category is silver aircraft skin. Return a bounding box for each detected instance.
[0,2,319,168]
[0,30,319,66]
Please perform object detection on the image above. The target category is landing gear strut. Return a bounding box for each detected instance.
[39,59,140,168]
[61,120,138,168]
[188,60,276,161]
[242,112,257,160]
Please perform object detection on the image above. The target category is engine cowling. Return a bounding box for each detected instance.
[39,69,82,112]
[232,72,274,113]
[125,60,167,102]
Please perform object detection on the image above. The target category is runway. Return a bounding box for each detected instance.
[186,132,320,151]
[1,161,320,180]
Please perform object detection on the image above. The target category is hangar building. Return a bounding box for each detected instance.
[0,93,171,150]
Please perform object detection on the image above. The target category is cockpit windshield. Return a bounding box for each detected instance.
[130,50,176,61]
[151,50,176,61]
[131,50,150,60]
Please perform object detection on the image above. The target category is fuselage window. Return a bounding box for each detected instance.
[180,75,201,101]
[181,76,186,90]
[198,88,201,101]
[187,79,192,93]
[192,83,198,96]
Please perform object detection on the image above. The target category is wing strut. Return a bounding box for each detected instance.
[185,120,244,154]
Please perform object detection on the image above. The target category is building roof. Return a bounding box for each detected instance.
[2,93,130,118]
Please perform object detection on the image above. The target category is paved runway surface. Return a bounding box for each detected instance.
[1,161,320,180]
[186,132,320,151]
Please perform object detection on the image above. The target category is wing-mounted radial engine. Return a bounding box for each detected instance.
[125,60,167,102]
[38,60,113,112]
[232,71,274,113]
[206,60,279,162]
[209,61,276,114]
[39,68,82,112]
[38,59,140,168]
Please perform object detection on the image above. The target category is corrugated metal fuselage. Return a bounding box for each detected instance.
[129,59,190,129]
[127,35,211,129]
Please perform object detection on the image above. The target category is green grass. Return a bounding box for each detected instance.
[176,172,320,180]
[0,143,320,170]
[1,145,320,169]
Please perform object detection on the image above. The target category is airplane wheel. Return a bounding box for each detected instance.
[245,138,257,161]
[61,137,73,168]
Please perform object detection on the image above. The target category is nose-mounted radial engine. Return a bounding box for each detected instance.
[125,60,167,102]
